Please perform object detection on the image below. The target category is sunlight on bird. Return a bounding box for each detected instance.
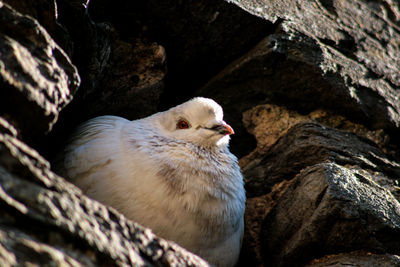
[56,97,245,267]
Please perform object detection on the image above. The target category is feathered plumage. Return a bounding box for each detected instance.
[56,97,245,267]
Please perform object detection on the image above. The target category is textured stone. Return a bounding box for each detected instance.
[239,180,292,267]
[242,122,400,198]
[0,129,209,266]
[240,104,394,167]
[198,35,338,156]
[2,0,57,31]
[2,0,400,266]
[261,163,400,267]
[199,0,400,156]
[43,1,167,160]
[306,251,400,267]
[0,2,80,140]
[81,38,166,120]
[88,0,272,106]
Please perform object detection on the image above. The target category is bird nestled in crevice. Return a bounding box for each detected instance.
[55,97,245,267]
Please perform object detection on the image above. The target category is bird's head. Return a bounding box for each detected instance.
[156,97,234,148]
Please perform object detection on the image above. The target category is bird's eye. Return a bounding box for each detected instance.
[176,119,190,129]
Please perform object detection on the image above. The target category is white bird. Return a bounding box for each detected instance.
[56,97,246,267]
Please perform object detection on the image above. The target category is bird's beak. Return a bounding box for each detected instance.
[215,123,235,136]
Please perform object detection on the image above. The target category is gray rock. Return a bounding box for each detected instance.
[88,0,272,106]
[0,2,80,140]
[199,0,400,155]
[306,251,400,267]
[42,1,167,159]
[2,0,58,32]
[0,126,209,266]
[81,38,166,120]
[243,123,400,198]
[261,162,400,267]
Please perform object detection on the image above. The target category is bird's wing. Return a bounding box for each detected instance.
[56,116,128,186]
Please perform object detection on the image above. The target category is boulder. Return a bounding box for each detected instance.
[240,121,400,266]
[198,0,400,155]
[0,126,209,266]
[0,2,80,141]
[88,0,272,106]
[1,0,400,266]
[1,0,71,51]
[242,122,400,198]
[261,163,400,267]
[41,1,167,159]
[306,251,400,267]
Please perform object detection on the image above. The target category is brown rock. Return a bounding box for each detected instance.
[198,0,400,156]
[240,104,393,167]
[261,163,400,267]
[88,0,272,106]
[0,2,80,141]
[306,251,400,267]
[2,0,57,30]
[82,38,166,120]
[242,122,400,198]
[0,125,209,266]
[1,0,71,51]
[239,180,292,267]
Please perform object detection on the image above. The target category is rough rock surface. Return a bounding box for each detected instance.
[0,2,80,141]
[306,251,400,267]
[41,1,167,159]
[198,0,400,156]
[228,0,400,132]
[80,38,166,120]
[0,127,209,266]
[240,122,400,266]
[242,122,400,198]
[241,104,392,156]
[1,0,400,266]
[261,163,400,267]
[88,0,273,107]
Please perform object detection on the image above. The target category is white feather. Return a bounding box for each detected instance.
[57,97,246,267]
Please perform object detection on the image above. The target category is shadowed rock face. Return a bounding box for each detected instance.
[307,251,400,267]
[242,122,400,198]
[0,2,79,142]
[1,0,400,266]
[261,162,400,267]
[0,126,208,266]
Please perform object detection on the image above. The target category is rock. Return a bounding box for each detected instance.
[88,0,272,106]
[2,0,57,31]
[42,1,167,159]
[199,0,400,154]
[0,2,80,142]
[242,122,400,198]
[239,180,292,267]
[261,163,400,267]
[229,0,400,91]
[56,0,112,95]
[2,0,400,266]
[306,251,400,267]
[58,1,166,118]
[239,106,400,266]
[0,117,17,137]
[80,38,166,120]
[0,126,209,266]
[240,104,394,167]
[197,35,338,156]
[1,0,72,52]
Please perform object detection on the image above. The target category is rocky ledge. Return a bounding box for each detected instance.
[1,0,399,266]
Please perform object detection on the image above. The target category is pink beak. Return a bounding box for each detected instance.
[220,123,235,135]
